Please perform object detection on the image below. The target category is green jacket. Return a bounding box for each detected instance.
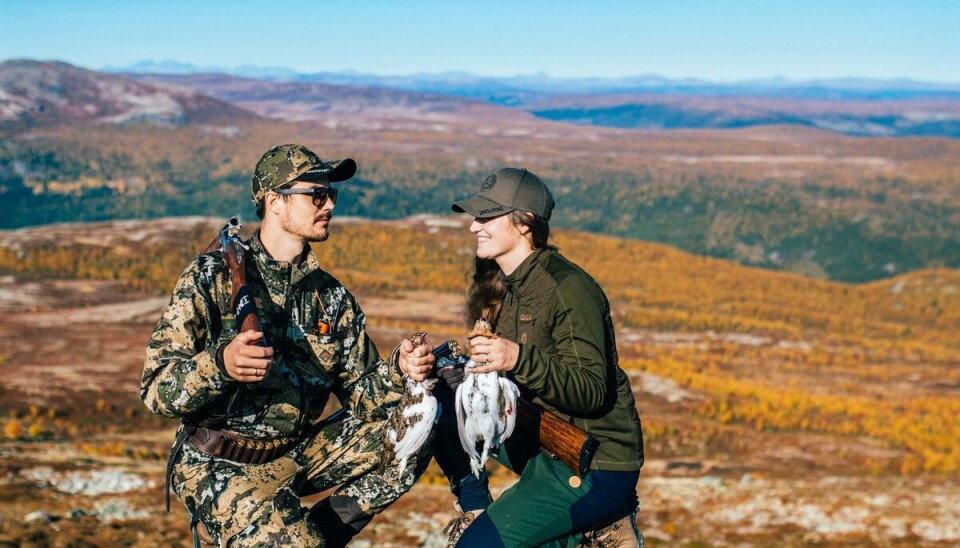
[141,230,403,439]
[497,248,644,471]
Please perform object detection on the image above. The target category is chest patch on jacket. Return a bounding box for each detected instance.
[519,313,534,344]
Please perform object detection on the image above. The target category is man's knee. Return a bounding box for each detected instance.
[176,461,308,546]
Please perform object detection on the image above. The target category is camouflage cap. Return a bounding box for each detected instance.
[251,144,356,206]
[452,168,555,220]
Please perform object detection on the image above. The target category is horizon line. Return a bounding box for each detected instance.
[5,57,960,88]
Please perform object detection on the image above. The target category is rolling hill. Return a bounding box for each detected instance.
[525,93,960,137]
[0,60,257,130]
[0,216,957,545]
[126,72,525,126]
[2,60,959,283]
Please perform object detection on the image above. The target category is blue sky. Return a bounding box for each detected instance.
[1,0,957,82]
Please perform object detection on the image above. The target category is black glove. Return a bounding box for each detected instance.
[436,365,466,392]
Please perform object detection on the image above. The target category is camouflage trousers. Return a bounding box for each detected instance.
[171,411,432,547]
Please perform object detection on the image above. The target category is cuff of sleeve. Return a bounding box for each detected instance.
[390,344,405,378]
[207,343,236,386]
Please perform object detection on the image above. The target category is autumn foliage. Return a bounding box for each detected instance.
[0,217,957,473]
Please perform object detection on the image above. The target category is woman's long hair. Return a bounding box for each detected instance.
[465,211,553,327]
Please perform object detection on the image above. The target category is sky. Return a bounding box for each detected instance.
[1,0,957,83]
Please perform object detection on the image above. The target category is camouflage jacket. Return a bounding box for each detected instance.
[141,230,403,439]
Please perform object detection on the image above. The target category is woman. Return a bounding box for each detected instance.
[449,168,644,547]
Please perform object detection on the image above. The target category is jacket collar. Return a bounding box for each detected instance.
[500,248,547,289]
[249,229,322,287]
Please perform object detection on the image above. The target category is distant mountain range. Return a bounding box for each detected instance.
[125,72,518,126]
[108,60,960,138]
[112,59,960,99]
[2,59,959,283]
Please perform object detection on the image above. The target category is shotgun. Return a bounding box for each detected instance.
[433,340,600,477]
[203,216,268,347]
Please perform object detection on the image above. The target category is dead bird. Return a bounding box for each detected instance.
[456,319,520,477]
[385,331,439,475]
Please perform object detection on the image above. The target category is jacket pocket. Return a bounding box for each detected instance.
[304,331,345,372]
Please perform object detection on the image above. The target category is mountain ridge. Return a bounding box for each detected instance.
[108,59,960,95]
[126,72,523,125]
[114,61,960,138]
[0,59,258,130]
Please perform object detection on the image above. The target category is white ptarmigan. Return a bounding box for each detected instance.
[385,331,439,475]
[455,318,521,478]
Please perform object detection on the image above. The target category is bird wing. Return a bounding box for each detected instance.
[392,393,437,467]
[455,377,479,464]
[498,377,520,443]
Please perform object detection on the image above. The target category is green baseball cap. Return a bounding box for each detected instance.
[251,144,356,206]
[452,168,555,220]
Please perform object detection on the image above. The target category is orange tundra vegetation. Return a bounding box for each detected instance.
[0,219,957,473]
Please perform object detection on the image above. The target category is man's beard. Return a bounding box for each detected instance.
[280,209,332,242]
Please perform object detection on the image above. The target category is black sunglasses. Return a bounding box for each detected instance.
[276,186,339,207]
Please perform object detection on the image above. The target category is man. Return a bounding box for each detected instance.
[141,144,436,546]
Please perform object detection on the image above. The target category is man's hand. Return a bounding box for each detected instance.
[223,330,274,382]
[398,337,435,382]
[467,335,520,374]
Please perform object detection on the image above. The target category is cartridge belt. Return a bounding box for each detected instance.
[188,426,299,464]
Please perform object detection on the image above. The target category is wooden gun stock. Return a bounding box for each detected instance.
[434,340,599,477]
[205,217,268,345]
[516,397,600,478]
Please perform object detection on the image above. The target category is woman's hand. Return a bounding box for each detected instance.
[468,335,520,374]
